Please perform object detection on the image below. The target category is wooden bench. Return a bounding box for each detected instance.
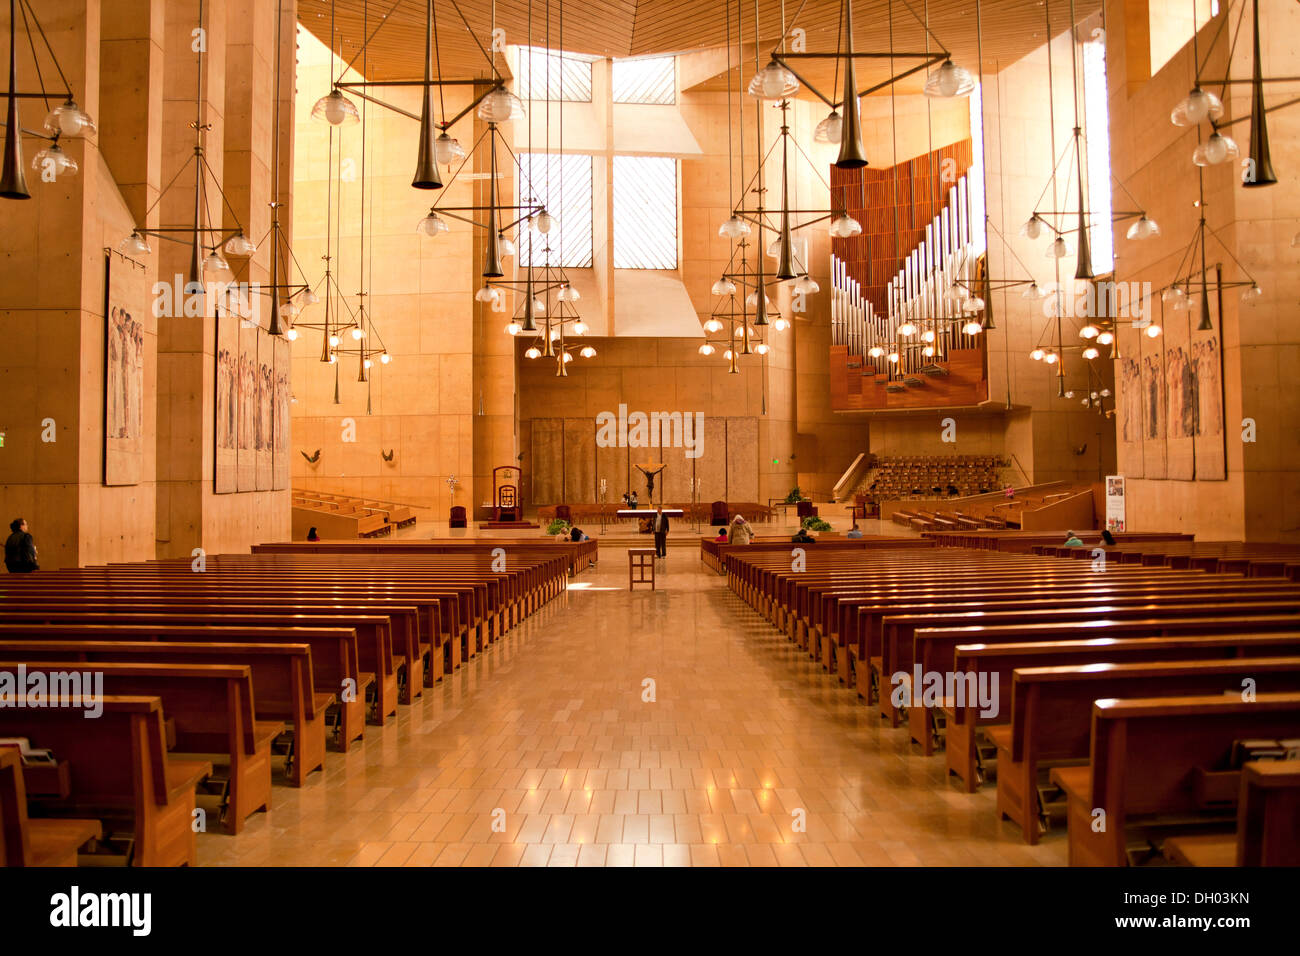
[984,654,1300,841]
[0,696,211,866]
[0,748,101,867]
[1051,692,1300,866]
[0,639,330,788]
[0,660,278,834]
[1164,759,1300,866]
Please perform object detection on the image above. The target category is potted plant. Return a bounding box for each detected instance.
[783,487,805,504]
[801,516,832,533]
[545,518,571,537]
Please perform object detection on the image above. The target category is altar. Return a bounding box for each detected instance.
[616,509,684,519]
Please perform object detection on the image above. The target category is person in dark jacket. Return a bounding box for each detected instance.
[5,518,39,573]
[307,526,320,541]
[653,506,669,558]
[1101,529,1116,546]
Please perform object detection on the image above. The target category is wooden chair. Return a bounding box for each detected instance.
[711,501,728,526]
[448,506,467,528]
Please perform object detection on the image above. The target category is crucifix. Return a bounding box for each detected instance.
[634,462,666,503]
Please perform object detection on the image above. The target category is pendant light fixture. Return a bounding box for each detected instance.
[1,0,97,200]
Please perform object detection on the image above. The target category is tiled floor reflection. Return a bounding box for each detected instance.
[197,545,1066,866]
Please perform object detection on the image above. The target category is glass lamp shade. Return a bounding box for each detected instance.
[1097,331,1114,345]
[963,296,986,313]
[1161,285,1186,306]
[311,89,360,126]
[773,318,790,332]
[1173,292,1193,312]
[704,318,724,333]
[475,286,500,304]
[744,291,772,309]
[1065,390,1075,399]
[363,358,373,369]
[829,214,862,238]
[43,99,96,137]
[532,298,547,314]
[1170,87,1223,127]
[1241,284,1263,305]
[719,216,751,239]
[1126,215,1160,240]
[945,284,970,303]
[1083,346,1100,360]
[897,322,917,337]
[477,87,525,123]
[120,231,152,256]
[203,250,230,274]
[1080,324,1099,339]
[868,346,884,358]
[723,349,734,361]
[223,232,257,257]
[31,143,77,178]
[924,60,976,98]
[533,210,554,234]
[1192,132,1239,166]
[792,275,820,296]
[556,284,580,303]
[1101,388,1111,397]
[525,346,542,359]
[327,353,337,364]
[962,320,983,335]
[350,326,365,340]
[814,110,843,144]
[1046,236,1070,259]
[1145,323,1162,338]
[496,233,516,258]
[580,346,597,358]
[748,59,799,100]
[285,328,300,341]
[887,351,900,364]
[754,343,770,355]
[921,346,935,357]
[1030,348,1045,361]
[417,211,449,236]
[572,321,587,335]
[922,329,936,343]
[380,352,391,364]
[301,289,320,306]
[433,133,466,166]
[280,301,299,319]
[561,352,573,364]
[329,334,341,347]
[505,322,522,336]
[733,325,755,339]
[1020,215,1046,240]
[698,343,715,356]
[711,277,737,296]
[1022,282,1049,300]
[1043,351,1059,365]
[548,328,561,342]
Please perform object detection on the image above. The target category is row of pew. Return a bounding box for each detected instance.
[1033,539,1300,581]
[0,540,587,866]
[722,540,1300,866]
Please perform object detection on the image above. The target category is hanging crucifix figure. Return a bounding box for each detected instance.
[634,462,666,503]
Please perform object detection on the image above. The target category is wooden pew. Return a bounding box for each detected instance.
[0,640,330,788]
[0,748,101,867]
[1051,692,1300,866]
[1164,760,1300,866]
[984,655,1300,841]
[0,696,211,866]
[0,660,276,834]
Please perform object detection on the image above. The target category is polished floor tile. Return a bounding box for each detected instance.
[196,544,1065,866]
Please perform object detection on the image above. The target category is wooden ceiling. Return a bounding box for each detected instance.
[299,0,1102,93]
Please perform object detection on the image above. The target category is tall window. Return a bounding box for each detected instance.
[613,156,677,269]
[1148,0,1219,75]
[515,46,593,102]
[518,152,594,268]
[612,56,676,105]
[968,82,986,257]
[1082,35,1113,275]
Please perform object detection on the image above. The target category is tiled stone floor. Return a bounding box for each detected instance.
[197,545,1067,866]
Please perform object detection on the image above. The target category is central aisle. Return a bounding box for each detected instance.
[199,545,1066,866]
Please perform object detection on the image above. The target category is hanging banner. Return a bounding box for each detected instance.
[1105,475,1126,532]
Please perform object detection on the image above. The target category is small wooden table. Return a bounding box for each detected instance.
[628,548,657,590]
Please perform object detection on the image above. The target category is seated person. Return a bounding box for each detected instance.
[714,528,729,543]
[791,528,815,544]
[845,524,863,539]
[1063,530,1084,547]
[306,526,319,541]
[1101,529,1116,546]
[570,526,590,542]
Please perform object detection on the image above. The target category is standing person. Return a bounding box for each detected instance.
[653,506,669,558]
[728,514,753,546]
[5,518,39,573]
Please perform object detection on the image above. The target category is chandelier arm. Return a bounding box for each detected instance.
[1201,222,1257,285]
[199,152,247,238]
[334,0,405,81]
[770,58,835,108]
[19,0,72,105]
[854,53,948,98]
[451,0,501,83]
[895,0,952,59]
[1209,0,1247,103]
[335,85,420,122]
[17,2,51,112]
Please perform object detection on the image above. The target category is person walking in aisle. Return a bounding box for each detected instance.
[653,505,669,558]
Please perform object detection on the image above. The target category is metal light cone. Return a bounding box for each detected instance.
[0,2,29,200]
[835,0,868,169]
[1244,0,1276,187]
[411,0,443,189]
